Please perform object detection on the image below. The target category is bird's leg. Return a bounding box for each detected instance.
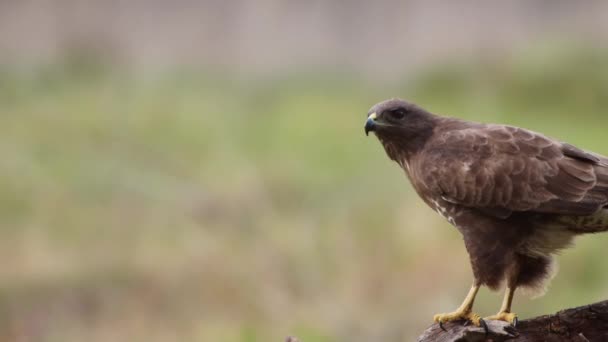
[485,286,518,326]
[433,284,486,329]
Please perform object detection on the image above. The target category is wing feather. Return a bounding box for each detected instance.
[421,124,608,218]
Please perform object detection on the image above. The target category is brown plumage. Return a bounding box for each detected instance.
[365,98,608,328]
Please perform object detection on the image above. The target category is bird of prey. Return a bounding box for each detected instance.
[364,98,608,330]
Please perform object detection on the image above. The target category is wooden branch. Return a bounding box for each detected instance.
[285,300,608,342]
[417,300,608,341]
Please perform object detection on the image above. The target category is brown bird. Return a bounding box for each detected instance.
[365,99,608,330]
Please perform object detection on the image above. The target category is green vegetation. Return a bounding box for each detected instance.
[1,48,608,341]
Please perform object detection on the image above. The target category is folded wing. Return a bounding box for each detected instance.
[422,124,608,218]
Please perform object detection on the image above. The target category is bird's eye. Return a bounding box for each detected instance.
[388,110,406,120]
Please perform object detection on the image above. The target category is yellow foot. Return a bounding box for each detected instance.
[485,311,518,326]
[434,310,484,327]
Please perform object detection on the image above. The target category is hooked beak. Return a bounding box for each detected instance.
[364,112,377,136]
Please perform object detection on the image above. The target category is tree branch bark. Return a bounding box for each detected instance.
[417,300,608,341]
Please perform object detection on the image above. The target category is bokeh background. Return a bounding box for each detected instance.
[2,1,608,341]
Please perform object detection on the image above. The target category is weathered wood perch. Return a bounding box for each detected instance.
[286,300,608,342]
[417,300,608,341]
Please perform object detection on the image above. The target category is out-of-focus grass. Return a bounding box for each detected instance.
[1,48,608,341]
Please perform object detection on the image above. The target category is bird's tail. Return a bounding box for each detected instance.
[573,170,608,234]
[571,209,608,233]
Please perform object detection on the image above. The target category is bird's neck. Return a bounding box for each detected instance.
[378,122,436,164]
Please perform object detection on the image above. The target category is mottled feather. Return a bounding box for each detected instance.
[419,122,608,218]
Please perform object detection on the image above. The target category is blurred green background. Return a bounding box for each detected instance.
[2,2,608,342]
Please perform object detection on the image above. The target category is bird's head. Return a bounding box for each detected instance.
[365,98,438,161]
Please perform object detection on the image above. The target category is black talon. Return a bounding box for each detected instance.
[504,325,517,336]
[480,318,488,336]
[513,317,518,328]
[439,322,447,332]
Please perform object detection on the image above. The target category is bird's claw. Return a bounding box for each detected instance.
[436,316,487,335]
[479,318,488,336]
[434,310,484,332]
[485,311,518,327]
